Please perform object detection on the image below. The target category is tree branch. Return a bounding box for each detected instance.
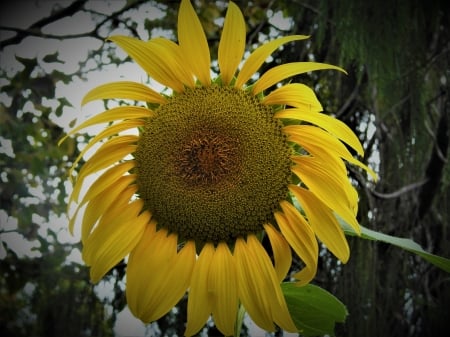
[336,72,363,118]
[0,0,149,50]
[0,0,88,49]
[370,180,428,199]
[418,97,449,218]
[0,25,100,42]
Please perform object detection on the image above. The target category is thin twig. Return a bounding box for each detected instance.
[370,180,428,199]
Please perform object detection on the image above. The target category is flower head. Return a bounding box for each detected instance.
[61,1,374,335]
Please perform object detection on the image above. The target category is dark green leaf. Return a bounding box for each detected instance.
[282,283,347,336]
[51,69,73,84]
[29,75,55,98]
[42,52,64,64]
[343,224,450,273]
[15,55,38,72]
[55,97,73,117]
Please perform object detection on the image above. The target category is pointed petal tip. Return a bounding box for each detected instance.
[218,0,246,84]
[236,35,310,88]
[292,271,313,287]
[253,62,348,94]
[178,0,211,85]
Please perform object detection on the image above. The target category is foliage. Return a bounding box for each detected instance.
[282,283,347,337]
[344,224,450,273]
[0,1,449,336]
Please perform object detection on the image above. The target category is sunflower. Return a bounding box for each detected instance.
[60,0,374,335]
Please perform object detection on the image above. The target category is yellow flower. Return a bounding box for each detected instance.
[61,1,375,335]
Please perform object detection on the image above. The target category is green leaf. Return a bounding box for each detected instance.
[42,52,64,64]
[15,55,38,72]
[282,283,347,336]
[51,69,73,84]
[55,97,74,117]
[343,224,450,273]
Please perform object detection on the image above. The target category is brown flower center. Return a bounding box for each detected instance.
[176,131,239,186]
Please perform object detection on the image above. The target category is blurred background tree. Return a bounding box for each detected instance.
[0,1,448,336]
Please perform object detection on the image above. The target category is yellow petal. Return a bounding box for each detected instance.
[289,185,350,263]
[77,163,135,211]
[83,199,149,282]
[77,135,137,180]
[283,125,376,179]
[276,108,364,155]
[253,62,346,95]
[218,1,246,85]
[69,173,135,235]
[108,35,186,92]
[234,237,274,332]
[178,0,210,85]
[126,222,159,314]
[71,160,134,205]
[185,243,214,337]
[81,183,137,244]
[348,184,359,215]
[146,240,196,320]
[69,119,143,176]
[292,150,347,179]
[59,106,153,146]
[209,242,238,336]
[275,202,318,286]
[263,224,292,283]
[294,154,356,205]
[82,194,142,253]
[127,225,195,322]
[151,38,195,88]
[81,81,166,106]
[264,83,323,112]
[291,156,360,233]
[235,35,309,88]
[234,236,297,332]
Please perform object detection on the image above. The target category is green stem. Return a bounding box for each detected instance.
[234,304,246,337]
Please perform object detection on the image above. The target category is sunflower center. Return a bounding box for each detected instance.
[135,86,292,244]
[176,131,239,186]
